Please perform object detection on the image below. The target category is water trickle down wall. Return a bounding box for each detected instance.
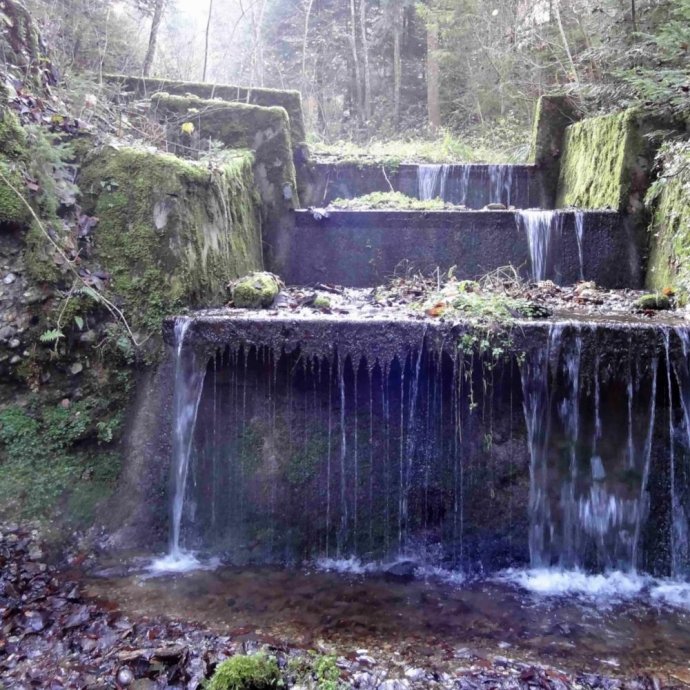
[160,314,690,578]
[108,92,686,579]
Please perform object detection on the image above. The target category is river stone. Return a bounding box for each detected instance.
[232,272,282,309]
[383,560,418,582]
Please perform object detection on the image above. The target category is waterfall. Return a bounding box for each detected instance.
[418,164,450,200]
[518,210,562,282]
[521,325,659,572]
[575,211,585,281]
[671,327,690,576]
[488,165,514,206]
[151,318,208,571]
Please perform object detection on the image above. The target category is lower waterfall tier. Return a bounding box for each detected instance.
[162,314,690,578]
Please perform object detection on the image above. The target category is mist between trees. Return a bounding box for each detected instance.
[19,0,690,149]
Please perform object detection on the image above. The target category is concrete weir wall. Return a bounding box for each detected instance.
[302,163,542,209]
[275,209,641,288]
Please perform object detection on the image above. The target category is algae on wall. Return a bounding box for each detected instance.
[0,107,31,225]
[79,146,263,336]
[555,109,646,210]
[646,141,690,295]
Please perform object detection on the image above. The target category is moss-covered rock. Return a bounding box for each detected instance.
[313,294,331,310]
[646,141,690,296]
[208,654,280,690]
[79,146,263,340]
[633,293,672,310]
[555,109,646,210]
[232,272,281,308]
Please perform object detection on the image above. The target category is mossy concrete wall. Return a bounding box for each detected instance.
[79,146,263,338]
[150,93,298,266]
[646,143,690,295]
[556,109,650,211]
[105,74,307,153]
[529,95,579,208]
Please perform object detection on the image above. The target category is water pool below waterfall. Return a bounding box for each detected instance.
[86,563,690,682]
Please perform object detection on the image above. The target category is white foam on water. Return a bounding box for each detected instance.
[650,580,690,609]
[413,564,465,586]
[499,568,649,602]
[146,551,219,577]
[314,557,375,575]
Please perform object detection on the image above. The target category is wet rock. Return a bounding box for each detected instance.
[379,679,410,690]
[404,667,426,681]
[0,325,15,341]
[484,203,507,210]
[80,330,97,344]
[383,560,418,582]
[231,272,282,309]
[3,272,16,284]
[8,338,20,349]
[70,362,84,375]
[116,666,135,686]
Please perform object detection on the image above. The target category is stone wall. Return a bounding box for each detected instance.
[646,141,690,295]
[555,109,651,211]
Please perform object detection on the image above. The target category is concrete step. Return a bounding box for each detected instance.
[301,163,545,209]
[273,209,641,289]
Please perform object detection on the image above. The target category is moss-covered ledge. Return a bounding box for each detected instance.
[79,146,263,338]
[151,93,299,212]
[555,109,649,211]
[104,74,307,151]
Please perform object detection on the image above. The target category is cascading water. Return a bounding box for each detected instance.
[518,210,562,282]
[417,164,451,201]
[575,211,585,280]
[488,165,514,206]
[416,164,516,207]
[150,318,208,572]
[520,324,663,572]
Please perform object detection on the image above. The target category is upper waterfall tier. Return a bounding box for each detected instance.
[302,163,542,209]
[276,209,640,289]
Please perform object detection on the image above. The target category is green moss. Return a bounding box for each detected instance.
[232,272,280,308]
[646,142,690,296]
[0,108,31,225]
[79,146,263,340]
[0,377,128,521]
[208,654,280,690]
[313,294,331,310]
[151,94,299,209]
[556,109,644,210]
[633,293,671,310]
[330,191,459,210]
[106,74,307,147]
[286,434,328,486]
[288,653,341,690]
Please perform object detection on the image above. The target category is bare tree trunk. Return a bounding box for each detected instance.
[359,0,371,120]
[392,2,402,126]
[426,19,440,132]
[349,0,363,121]
[631,0,637,32]
[301,0,316,91]
[554,0,579,86]
[142,0,165,77]
[202,0,213,81]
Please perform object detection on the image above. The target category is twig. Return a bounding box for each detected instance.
[381,164,394,192]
